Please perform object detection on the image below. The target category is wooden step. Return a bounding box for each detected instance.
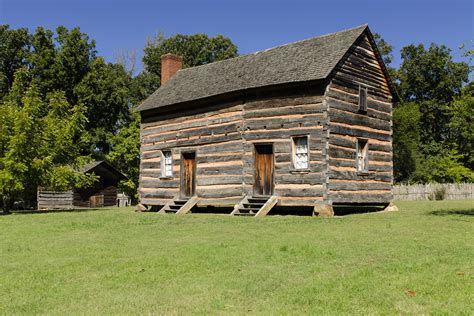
[243,202,265,207]
[175,196,198,215]
[248,198,269,203]
[231,195,277,217]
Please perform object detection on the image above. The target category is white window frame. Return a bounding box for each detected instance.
[358,85,368,113]
[356,139,369,173]
[291,136,309,170]
[161,150,173,178]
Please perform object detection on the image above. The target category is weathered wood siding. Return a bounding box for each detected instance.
[37,188,74,210]
[325,33,393,204]
[140,101,245,206]
[394,183,474,200]
[241,91,327,206]
[140,88,328,207]
[73,185,118,208]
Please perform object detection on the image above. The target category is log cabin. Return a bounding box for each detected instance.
[37,161,126,210]
[136,24,397,216]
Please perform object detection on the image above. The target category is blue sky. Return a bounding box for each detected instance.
[1,0,473,75]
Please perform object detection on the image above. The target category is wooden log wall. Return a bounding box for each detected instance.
[241,94,327,206]
[140,101,246,206]
[140,90,329,207]
[37,188,74,210]
[73,185,118,208]
[325,33,394,204]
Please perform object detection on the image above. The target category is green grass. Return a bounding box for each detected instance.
[0,200,473,314]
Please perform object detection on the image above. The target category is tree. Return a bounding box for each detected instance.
[0,68,96,213]
[412,150,474,183]
[398,44,469,148]
[0,25,31,99]
[28,27,57,95]
[74,57,131,155]
[398,44,469,103]
[128,71,160,105]
[106,111,140,203]
[142,33,238,76]
[447,82,474,169]
[373,32,397,84]
[392,102,421,182]
[53,26,97,103]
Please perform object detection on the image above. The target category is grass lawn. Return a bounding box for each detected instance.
[0,200,473,314]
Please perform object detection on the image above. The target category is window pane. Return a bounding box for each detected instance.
[162,151,172,177]
[293,137,308,169]
[356,140,368,172]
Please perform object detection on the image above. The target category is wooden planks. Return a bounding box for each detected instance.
[37,189,74,210]
[326,33,393,204]
[140,89,330,205]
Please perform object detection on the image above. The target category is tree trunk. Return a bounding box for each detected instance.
[2,195,11,214]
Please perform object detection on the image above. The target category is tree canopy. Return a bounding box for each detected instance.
[143,33,238,79]
[0,26,240,212]
[106,32,239,202]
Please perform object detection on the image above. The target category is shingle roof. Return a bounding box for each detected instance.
[82,160,126,180]
[137,24,368,112]
[82,161,103,173]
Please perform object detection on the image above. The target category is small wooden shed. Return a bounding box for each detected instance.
[37,161,126,210]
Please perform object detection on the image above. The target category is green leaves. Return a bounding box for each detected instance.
[106,111,140,202]
[398,44,469,103]
[0,25,31,99]
[413,150,474,183]
[74,57,131,154]
[143,33,238,77]
[0,70,96,208]
[391,40,472,183]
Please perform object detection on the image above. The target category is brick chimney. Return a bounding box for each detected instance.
[161,53,183,84]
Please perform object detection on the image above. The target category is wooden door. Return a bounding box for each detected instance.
[181,152,196,198]
[89,194,104,208]
[254,145,274,196]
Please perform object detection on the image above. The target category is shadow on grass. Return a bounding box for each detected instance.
[7,208,115,215]
[333,205,386,216]
[429,208,474,217]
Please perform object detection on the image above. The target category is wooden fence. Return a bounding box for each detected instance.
[37,188,74,210]
[393,183,473,200]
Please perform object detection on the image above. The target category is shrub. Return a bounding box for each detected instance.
[430,186,447,200]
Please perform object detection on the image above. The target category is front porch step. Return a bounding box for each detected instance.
[243,202,265,207]
[158,196,198,215]
[248,198,270,203]
[231,195,278,217]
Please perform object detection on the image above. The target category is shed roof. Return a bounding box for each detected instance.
[82,161,126,181]
[137,24,386,112]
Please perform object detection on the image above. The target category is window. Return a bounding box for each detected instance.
[292,136,309,169]
[356,139,369,173]
[161,150,173,177]
[358,85,367,112]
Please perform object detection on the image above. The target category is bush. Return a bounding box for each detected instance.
[432,186,447,200]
